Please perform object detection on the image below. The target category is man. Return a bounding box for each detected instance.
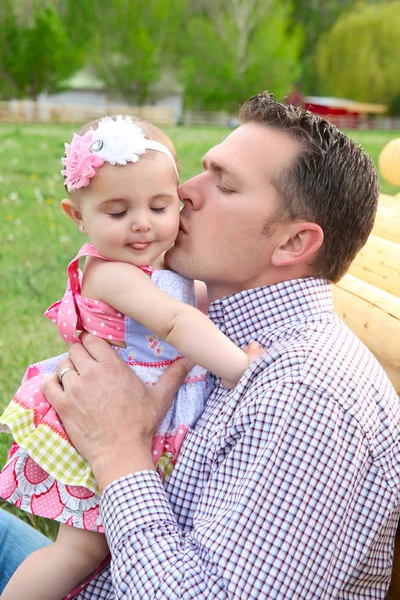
[1,92,398,598]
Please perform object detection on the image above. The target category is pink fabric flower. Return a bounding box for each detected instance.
[61,130,105,191]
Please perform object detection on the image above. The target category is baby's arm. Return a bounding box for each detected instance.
[194,279,209,314]
[83,260,261,386]
[1,524,109,600]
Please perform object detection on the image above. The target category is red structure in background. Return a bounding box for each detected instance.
[302,96,387,128]
[286,89,387,128]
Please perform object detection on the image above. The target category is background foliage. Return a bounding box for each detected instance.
[0,0,398,108]
[181,0,303,110]
[0,0,85,100]
[316,1,400,104]
[86,0,187,105]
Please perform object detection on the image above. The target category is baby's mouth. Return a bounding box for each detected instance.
[130,242,151,250]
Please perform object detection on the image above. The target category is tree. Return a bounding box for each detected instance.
[316,1,400,104]
[180,0,304,111]
[0,0,84,100]
[86,0,187,106]
[291,0,389,94]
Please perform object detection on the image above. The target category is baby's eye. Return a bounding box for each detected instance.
[151,207,167,213]
[109,211,127,219]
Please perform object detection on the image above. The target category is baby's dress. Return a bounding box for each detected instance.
[0,243,211,532]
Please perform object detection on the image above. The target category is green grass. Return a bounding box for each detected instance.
[0,123,399,539]
[343,130,400,197]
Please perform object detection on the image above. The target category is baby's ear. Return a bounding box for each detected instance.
[61,198,83,226]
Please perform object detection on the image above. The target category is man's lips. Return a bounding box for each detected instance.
[179,221,188,234]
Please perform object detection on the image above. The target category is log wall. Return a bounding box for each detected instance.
[334,193,400,394]
[333,193,400,597]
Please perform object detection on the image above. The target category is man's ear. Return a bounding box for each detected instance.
[271,222,323,267]
[61,198,86,233]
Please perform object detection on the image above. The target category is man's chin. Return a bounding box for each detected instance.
[164,245,182,273]
[164,245,175,270]
[164,245,194,278]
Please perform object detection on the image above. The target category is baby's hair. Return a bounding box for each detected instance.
[65,115,179,195]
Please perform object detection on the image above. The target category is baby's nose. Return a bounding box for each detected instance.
[132,215,151,231]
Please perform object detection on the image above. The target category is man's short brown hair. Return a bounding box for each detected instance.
[239,92,379,282]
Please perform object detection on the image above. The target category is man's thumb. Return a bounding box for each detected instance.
[158,357,194,400]
[42,373,65,415]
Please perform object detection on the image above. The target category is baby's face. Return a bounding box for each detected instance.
[77,152,180,268]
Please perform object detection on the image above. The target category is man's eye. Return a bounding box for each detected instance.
[109,211,127,219]
[217,185,234,194]
[151,207,166,213]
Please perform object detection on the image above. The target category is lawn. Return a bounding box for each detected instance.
[0,123,399,538]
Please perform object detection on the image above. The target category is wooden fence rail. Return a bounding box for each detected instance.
[0,101,174,127]
[183,110,236,127]
[329,114,400,131]
[0,103,399,130]
[183,110,400,131]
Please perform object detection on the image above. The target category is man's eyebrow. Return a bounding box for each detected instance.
[202,157,240,181]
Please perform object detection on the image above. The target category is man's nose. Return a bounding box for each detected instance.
[178,174,204,209]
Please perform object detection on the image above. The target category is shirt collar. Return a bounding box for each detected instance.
[208,277,333,347]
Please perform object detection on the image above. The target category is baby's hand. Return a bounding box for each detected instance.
[243,340,265,367]
[221,341,264,389]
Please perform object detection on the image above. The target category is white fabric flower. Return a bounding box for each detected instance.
[91,116,147,165]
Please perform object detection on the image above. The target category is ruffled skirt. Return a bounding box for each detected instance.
[0,354,210,531]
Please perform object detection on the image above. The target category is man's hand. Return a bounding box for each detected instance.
[43,333,192,492]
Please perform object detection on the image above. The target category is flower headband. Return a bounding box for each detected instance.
[61,115,178,192]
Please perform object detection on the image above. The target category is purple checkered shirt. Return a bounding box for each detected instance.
[77,277,400,599]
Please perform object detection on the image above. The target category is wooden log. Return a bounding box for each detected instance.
[332,275,400,380]
[371,355,400,395]
[380,193,400,212]
[373,194,400,244]
[348,234,400,297]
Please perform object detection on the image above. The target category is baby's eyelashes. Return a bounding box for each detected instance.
[109,211,127,219]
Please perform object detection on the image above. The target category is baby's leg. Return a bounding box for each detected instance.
[1,522,109,600]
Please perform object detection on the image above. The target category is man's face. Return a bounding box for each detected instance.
[165,123,300,300]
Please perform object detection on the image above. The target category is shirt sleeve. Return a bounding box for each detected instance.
[98,381,393,599]
[100,471,229,598]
